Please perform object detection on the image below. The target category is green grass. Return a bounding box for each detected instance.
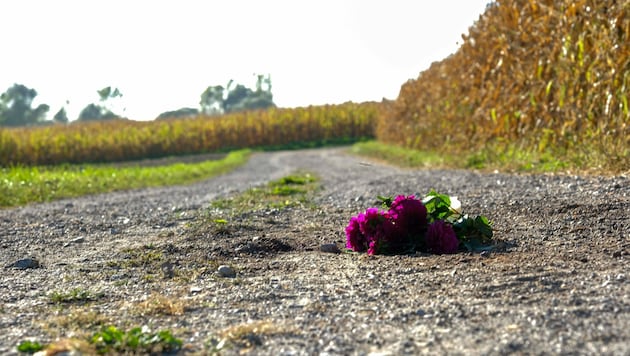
[350,140,607,174]
[0,149,251,208]
[350,141,458,168]
[49,288,104,304]
[18,325,182,355]
[207,172,318,221]
[210,172,318,212]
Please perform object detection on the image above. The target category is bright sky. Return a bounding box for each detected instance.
[1,0,489,121]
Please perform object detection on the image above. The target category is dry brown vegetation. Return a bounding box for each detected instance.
[379,0,628,171]
[0,102,378,166]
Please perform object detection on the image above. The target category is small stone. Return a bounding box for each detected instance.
[161,262,174,279]
[480,250,491,258]
[217,265,236,278]
[320,243,341,254]
[6,257,41,269]
[63,236,86,247]
[190,286,203,293]
[158,231,175,238]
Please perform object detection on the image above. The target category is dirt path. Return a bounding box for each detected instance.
[1,147,628,355]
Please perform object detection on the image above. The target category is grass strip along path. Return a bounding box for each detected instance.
[0,150,251,208]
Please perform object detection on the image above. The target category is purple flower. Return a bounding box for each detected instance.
[426,220,459,254]
[388,195,427,239]
[345,208,392,255]
[345,215,364,252]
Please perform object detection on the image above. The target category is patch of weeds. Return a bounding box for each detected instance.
[42,306,111,338]
[209,172,319,217]
[206,320,295,354]
[49,288,104,304]
[173,260,219,283]
[273,174,315,186]
[114,246,166,269]
[19,326,183,355]
[270,185,305,196]
[91,325,182,354]
[17,340,44,353]
[134,292,187,316]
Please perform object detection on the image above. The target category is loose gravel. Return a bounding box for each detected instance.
[0,147,628,355]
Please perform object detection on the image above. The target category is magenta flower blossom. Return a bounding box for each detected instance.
[345,208,392,255]
[345,215,364,252]
[388,195,427,238]
[426,220,459,254]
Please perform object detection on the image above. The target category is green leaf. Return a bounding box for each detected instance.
[17,340,44,353]
[157,330,183,349]
[377,195,393,208]
[423,190,453,221]
[474,215,493,238]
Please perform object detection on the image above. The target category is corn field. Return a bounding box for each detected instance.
[378,0,629,170]
[0,103,378,166]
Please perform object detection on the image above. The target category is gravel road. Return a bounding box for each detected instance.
[1,147,628,355]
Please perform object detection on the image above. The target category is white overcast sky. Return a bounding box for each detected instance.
[1,0,489,121]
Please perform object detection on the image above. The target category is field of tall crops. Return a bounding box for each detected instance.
[0,102,378,167]
[378,0,628,172]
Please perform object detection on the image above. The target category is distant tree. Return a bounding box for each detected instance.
[156,107,199,120]
[77,103,117,121]
[77,86,124,121]
[200,74,274,115]
[53,107,69,124]
[199,85,225,115]
[0,84,50,127]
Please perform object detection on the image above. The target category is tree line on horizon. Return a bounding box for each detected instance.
[0,74,275,127]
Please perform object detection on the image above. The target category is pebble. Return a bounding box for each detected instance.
[320,243,341,254]
[6,258,41,269]
[218,265,236,278]
[63,236,86,247]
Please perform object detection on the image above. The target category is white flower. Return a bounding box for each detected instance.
[449,196,462,214]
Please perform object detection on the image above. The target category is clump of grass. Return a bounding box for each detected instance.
[41,306,111,340]
[207,320,295,353]
[209,172,318,217]
[135,292,188,316]
[49,288,104,304]
[16,340,45,353]
[200,172,319,239]
[90,326,182,354]
[18,325,182,355]
[0,149,250,208]
[117,246,165,268]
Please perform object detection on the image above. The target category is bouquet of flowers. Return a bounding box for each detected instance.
[345,191,493,255]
